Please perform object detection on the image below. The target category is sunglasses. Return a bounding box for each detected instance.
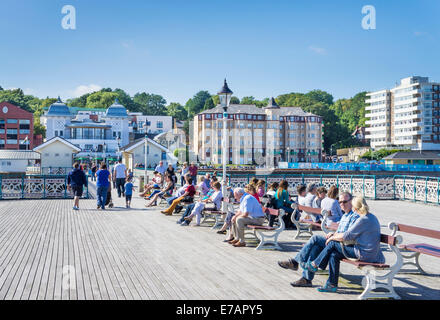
[339,200,350,204]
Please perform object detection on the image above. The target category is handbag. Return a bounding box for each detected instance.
[340,240,359,262]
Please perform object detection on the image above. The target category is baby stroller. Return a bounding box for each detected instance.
[105,184,114,208]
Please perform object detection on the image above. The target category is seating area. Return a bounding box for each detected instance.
[139,174,439,300]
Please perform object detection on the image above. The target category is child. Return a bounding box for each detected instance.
[256,180,266,197]
[125,178,135,208]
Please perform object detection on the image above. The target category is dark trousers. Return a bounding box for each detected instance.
[115,178,125,197]
[279,205,295,229]
[313,241,357,287]
[178,203,196,223]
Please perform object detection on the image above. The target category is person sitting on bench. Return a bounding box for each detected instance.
[182,181,223,226]
[306,196,384,293]
[145,174,175,207]
[274,180,294,229]
[225,188,265,248]
[278,192,359,288]
[139,171,162,197]
[160,175,195,216]
[320,185,344,226]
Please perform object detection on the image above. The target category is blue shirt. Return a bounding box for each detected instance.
[125,182,134,196]
[343,213,385,263]
[336,210,360,233]
[96,169,110,187]
[240,193,264,218]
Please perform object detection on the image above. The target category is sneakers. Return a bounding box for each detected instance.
[73,206,79,211]
[305,261,318,273]
[278,260,299,271]
[290,277,313,287]
[317,283,337,293]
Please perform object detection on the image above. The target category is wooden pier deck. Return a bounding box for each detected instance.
[0,187,439,300]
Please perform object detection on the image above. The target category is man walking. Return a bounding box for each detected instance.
[67,162,88,211]
[113,161,127,198]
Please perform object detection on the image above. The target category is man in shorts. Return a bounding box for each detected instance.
[67,162,88,211]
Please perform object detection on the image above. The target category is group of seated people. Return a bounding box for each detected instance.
[145,174,385,294]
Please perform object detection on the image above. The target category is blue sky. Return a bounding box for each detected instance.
[0,0,439,104]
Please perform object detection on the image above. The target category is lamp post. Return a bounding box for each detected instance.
[116,136,121,161]
[218,79,233,196]
[143,122,148,184]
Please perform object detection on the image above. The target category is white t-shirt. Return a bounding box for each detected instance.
[210,191,223,210]
[114,163,127,179]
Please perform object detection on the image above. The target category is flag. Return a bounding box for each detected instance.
[21,136,29,144]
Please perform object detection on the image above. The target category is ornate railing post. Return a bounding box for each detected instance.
[64,176,68,198]
[425,177,428,203]
[413,176,417,202]
[21,175,25,199]
[43,176,46,199]
[0,175,2,200]
[350,175,353,194]
[393,175,396,200]
[362,175,365,197]
[403,176,406,200]
[437,178,440,205]
[374,175,377,200]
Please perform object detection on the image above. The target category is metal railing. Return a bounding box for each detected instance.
[227,173,440,205]
[283,162,440,172]
[0,175,90,200]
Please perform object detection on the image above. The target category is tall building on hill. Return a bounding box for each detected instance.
[366,76,440,150]
[193,96,323,165]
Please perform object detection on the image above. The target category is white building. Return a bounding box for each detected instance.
[33,137,81,172]
[40,98,130,159]
[120,137,177,170]
[128,113,173,135]
[366,76,440,150]
[0,150,40,173]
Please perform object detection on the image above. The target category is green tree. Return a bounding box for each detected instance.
[230,96,240,104]
[203,97,215,111]
[167,102,188,121]
[133,92,167,115]
[86,91,119,109]
[185,91,211,117]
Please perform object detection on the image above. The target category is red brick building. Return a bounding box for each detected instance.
[0,101,37,150]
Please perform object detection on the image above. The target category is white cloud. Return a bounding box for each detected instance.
[308,46,327,55]
[72,84,102,97]
[413,31,427,37]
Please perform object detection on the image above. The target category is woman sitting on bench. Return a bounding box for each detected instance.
[160,175,195,216]
[306,196,384,293]
[182,181,223,226]
[139,171,163,197]
[145,174,175,207]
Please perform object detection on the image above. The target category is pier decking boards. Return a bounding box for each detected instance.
[0,189,439,300]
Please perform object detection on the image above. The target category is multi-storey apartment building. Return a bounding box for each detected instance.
[366,76,440,150]
[0,101,39,150]
[193,98,323,165]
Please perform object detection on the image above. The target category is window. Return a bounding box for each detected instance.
[7,119,18,124]
[20,129,30,134]
[157,121,163,128]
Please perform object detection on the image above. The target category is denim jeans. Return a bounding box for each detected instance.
[148,189,161,199]
[294,235,326,281]
[167,196,178,205]
[97,186,108,209]
[179,203,195,223]
[313,241,357,287]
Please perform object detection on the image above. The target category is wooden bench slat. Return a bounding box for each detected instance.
[402,243,440,258]
[341,259,390,269]
[397,223,440,240]
[381,234,397,246]
[247,225,276,230]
